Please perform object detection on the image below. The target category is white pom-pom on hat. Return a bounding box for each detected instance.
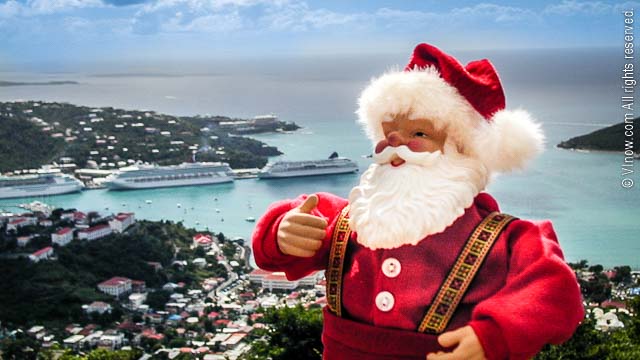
[472,109,545,172]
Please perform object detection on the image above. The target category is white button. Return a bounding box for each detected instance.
[382,258,401,278]
[375,291,395,312]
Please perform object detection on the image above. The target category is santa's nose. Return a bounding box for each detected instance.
[386,131,404,147]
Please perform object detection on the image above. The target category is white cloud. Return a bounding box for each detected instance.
[0,0,22,18]
[374,8,439,22]
[613,1,640,12]
[27,0,104,14]
[544,1,611,15]
[0,0,104,18]
[451,3,539,23]
[262,2,361,31]
[138,0,285,15]
[162,10,244,32]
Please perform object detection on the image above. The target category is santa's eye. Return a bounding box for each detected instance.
[413,131,429,138]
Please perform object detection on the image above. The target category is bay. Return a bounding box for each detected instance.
[0,47,637,267]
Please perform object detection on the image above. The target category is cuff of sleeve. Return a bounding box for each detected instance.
[468,319,509,360]
[262,211,292,261]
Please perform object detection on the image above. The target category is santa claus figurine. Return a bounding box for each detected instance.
[252,43,584,360]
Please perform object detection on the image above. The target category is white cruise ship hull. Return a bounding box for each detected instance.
[258,166,358,179]
[0,183,83,200]
[106,176,234,190]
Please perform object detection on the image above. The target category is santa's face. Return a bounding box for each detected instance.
[348,115,488,250]
[377,115,447,162]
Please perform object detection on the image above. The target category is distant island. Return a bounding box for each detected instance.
[0,80,79,87]
[557,119,639,153]
[0,101,300,173]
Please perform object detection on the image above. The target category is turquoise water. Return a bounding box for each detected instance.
[0,48,638,267]
[0,120,636,268]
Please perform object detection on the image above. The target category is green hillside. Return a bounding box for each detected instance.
[0,114,65,172]
[558,119,639,153]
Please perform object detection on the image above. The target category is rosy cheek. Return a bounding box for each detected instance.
[375,139,389,154]
[407,139,429,152]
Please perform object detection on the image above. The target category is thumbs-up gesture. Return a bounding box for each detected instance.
[277,194,329,257]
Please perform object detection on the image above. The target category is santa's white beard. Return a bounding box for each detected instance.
[348,144,489,250]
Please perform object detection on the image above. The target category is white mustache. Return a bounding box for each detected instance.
[372,145,443,166]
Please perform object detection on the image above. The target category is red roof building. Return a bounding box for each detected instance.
[52,227,74,246]
[141,329,164,341]
[97,277,132,297]
[77,224,112,241]
[29,246,54,263]
[109,212,135,233]
[193,233,213,249]
[6,217,37,232]
[207,311,220,319]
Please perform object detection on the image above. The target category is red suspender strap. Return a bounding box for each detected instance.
[326,205,351,316]
[418,211,517,334]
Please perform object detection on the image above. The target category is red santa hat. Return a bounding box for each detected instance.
[356,43,544,172]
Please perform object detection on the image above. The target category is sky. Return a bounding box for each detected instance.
[0,0,636,66]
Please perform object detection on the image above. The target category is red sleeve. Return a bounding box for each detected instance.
[251,192,348,281]
[468,219,584,360]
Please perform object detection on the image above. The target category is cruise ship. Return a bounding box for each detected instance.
[258,153,358,179]
[0,173,85,199]
[104,162,234,190]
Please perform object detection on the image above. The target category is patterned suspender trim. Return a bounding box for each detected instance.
[418,211,517,334]
[326,205,351,316]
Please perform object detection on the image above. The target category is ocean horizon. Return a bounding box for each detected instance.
[0,47,637,268]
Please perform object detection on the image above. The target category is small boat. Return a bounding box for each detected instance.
[245,217,256,222]
[215,208,221,213]
[177,203,182,208]
[145,200,152,204]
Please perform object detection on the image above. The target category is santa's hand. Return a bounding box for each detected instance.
[277,194,328,257]
[425,326,487,360]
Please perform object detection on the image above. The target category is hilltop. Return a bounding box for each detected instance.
[0,101,299,173]
[557,119,639,153]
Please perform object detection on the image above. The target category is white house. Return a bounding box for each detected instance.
[98,277,132,297]
[193,258,207,268]
[99,332,125,350]
[17,235,32,247]
[6,217,37,232]
[108,212,135,233]
[193,234,214,249]
[129,293,147,310]
[85,301,112,314]
[51,227,74,246]
[249,269,324,291]
[77,224,112,241]
[61,211,88,224]
[29,246,54,263]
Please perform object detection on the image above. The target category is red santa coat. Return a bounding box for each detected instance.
[252,192,584,360]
